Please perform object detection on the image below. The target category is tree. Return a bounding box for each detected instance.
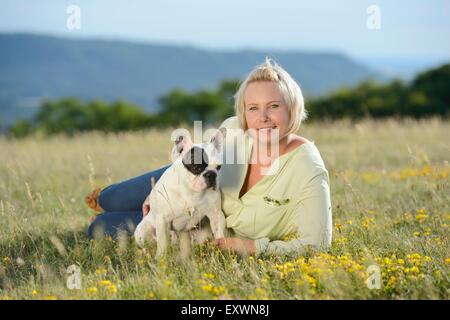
[33,97,155,135]
[35,97,86,135]
[157,83,236,127]
[7,119,34,138]
[411,64,450,116]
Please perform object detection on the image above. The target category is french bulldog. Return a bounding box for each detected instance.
[134,128,227,258]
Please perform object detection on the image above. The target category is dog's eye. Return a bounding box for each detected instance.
[216,165,222,171]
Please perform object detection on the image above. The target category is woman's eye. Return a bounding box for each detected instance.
[271,104,279,108]
[248,106,257,111]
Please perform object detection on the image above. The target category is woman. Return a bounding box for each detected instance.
[87,58,332,257]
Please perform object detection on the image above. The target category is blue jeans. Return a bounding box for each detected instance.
[87,165,170,240]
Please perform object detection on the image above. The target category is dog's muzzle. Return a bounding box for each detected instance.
[203,170,217,190]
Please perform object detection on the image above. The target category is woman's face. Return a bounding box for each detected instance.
[244,81,290,143]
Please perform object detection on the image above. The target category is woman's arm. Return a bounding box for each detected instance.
[254,171,332,257]
[214,237,256,256]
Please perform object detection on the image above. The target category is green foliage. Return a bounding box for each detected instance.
[5,64,450,138]
[6,98,157,137]
[157,80,236,126]
[6,119,34,138]
[411,64,450,117]
[5,80,238,138]
[307,64,450,121]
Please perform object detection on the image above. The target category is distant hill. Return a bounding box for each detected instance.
[0,33,381,127]
[357,55,450,81]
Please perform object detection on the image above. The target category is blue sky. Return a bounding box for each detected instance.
[1,0,449,60]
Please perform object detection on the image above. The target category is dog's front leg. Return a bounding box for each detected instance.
[155,214,170,257]
[207,209,226,239]
[134,216,153,248]
[178,231,191,260]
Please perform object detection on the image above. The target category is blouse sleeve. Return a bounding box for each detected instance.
[254,170,333,257]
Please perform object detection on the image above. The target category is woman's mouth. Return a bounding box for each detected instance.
[258,126,277,132]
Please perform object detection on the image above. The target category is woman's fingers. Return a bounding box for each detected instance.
[212,238,254,256]
[142,202,150,217]
[142,194,152,217]
[214,238,233,251]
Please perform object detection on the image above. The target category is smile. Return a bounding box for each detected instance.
[257,126,277,131]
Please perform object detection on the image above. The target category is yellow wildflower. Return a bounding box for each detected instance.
[362,218,375,229]
[165,280,173,286]
[336,237,348,245]
[87,287,98,295]
[415,213,428,222]
[410,266,420,274]
[255,287,266,296]
[95,268,107,275]
[99,280,112,286]
[387,276,397,286]
[107,284,117,294]
[202,284,213,292]
[212,286,225,295]
[334,222,344,231]
[407,253,421,260]
[305,275,317,288]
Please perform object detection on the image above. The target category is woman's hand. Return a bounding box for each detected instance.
[213,237,256,256]
[142,194,151,217]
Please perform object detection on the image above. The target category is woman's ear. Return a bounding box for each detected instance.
[170,129,193,162]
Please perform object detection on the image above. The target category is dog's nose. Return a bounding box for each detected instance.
[203,170,217,188]
[204,170,217,181]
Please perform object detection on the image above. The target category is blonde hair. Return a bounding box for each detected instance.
[233,57,308,136]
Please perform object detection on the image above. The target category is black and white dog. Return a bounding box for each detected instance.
[134,128,227,257]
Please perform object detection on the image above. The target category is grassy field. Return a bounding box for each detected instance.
[0,117,449,300]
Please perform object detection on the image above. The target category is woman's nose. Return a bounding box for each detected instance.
[259,108,269,122]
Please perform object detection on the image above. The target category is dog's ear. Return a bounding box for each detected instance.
[170,129,193,162]
[210,127,227,151]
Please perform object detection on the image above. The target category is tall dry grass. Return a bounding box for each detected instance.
[0,117,448,299]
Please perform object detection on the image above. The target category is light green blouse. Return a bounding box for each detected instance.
[218,116,332,257]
